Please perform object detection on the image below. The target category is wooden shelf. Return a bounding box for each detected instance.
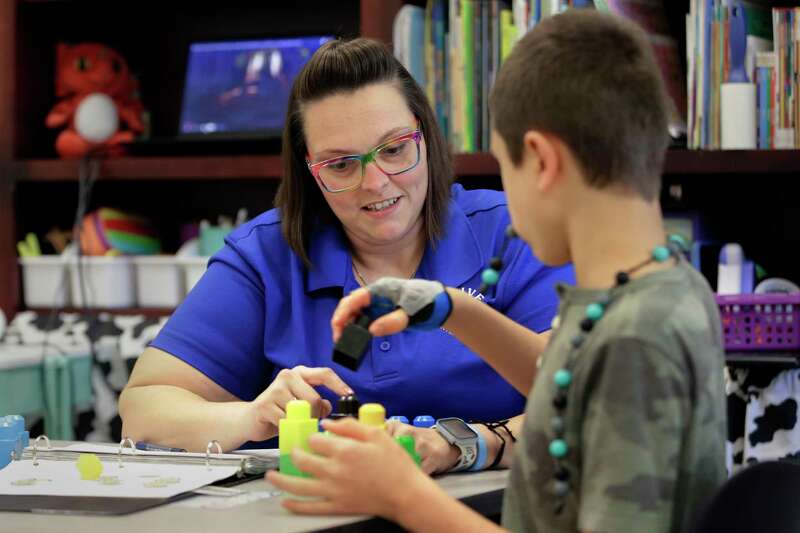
[28,307,174,318]
[454,150,800,176]
[664,149,800,175]
[10,156,284,182]
[6,149,800,183]
[726,352,800,369]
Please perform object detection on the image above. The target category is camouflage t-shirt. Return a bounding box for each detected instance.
[502,260,727,533]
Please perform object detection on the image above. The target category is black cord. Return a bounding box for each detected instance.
[472,419,517,470]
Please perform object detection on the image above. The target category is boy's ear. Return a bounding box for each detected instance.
[523,130,560,192]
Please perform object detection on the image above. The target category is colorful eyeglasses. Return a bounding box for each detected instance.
[307,128,423,193]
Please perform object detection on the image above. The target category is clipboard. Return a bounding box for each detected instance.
[0,436,278,515]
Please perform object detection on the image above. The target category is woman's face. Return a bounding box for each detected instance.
[303,82,429,250]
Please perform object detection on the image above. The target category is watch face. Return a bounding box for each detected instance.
[439,418,477,440]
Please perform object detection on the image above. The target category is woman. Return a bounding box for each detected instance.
[119,38,573,474]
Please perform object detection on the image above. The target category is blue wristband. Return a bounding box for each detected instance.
[467,424,488,471]
[408,291,453,331]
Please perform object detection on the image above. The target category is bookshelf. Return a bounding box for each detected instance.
[9,150,800,183]
[1,0,799,319]
[0,0,403,317]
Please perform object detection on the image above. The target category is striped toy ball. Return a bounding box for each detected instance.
[79,208,160,255]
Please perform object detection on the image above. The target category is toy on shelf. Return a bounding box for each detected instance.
[45,43,146,159]
[79,208,160,256]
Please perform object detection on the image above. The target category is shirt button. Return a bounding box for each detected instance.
[379,340,391,352]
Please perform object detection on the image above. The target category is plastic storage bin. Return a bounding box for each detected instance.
[716,293,800,351]
[180,256,209,296]
[69,256,136,308]
[133,256,184,308]
[18,256,71,307]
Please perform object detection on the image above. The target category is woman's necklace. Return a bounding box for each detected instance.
[352,256,421,287]
[352,261,369,286]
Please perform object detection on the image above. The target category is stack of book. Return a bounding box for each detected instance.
[396,1,684,154]
[687,2,798,150]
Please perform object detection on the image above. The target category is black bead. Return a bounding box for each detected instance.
[570,335,584,348]
[477,284,488,294]
[505,225,517,238]
[616,271,630,285]
[554,501,564,515]
[552,393,567,410]
[580,318,594,332]
[554,466,570,481]
[490,257,503,270]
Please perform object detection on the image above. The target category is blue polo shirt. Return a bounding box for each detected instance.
[152,184,574,439]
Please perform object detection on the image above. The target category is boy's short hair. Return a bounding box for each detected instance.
[490,9,670,201]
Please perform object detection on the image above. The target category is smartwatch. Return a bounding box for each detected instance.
[434,417,479,472]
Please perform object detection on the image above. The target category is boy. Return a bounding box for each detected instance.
[267,9,726,533]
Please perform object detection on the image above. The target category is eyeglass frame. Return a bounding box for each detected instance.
[306,126,423,193]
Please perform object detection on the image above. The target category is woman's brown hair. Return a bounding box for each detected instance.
[275,38,454,267]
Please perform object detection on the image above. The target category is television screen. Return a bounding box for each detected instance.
[179,36,334,137]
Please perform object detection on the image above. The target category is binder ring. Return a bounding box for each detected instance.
[205,440,222,470]
[32,435,51,466]
[118,437,136,468]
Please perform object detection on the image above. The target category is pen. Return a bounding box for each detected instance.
[135,441,187,453]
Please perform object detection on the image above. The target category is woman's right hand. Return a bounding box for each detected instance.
[246,365,353,442]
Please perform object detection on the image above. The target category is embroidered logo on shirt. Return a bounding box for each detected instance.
[440,287,487,335]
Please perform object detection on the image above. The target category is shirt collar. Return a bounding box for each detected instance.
[306,221,351,292]
[304,198,485,292]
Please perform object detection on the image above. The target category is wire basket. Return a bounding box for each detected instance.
[716,293,800,351]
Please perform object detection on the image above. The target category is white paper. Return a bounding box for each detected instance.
[0,458,239,499]
[230,448,280,459]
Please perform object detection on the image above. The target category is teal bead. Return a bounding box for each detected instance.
[652,246,671,262]
[481,268,500,286]
[549,439,568,458]
[553,369,572,388]
[668,234,689,253]
[585,303,604,321]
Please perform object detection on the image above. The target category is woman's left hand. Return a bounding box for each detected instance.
[266,418,431,520]
[386,421,460,475]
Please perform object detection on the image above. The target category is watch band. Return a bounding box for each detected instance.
[434,418,479,472]
[467,424,488,471]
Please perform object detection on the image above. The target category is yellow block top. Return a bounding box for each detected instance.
[358,403,386,428]
[286,399,312,419]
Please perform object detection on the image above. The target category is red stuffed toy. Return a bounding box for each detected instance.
[45,43,145,159]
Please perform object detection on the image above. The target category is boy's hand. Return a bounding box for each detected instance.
[386,421,460,475]
[266,418,429,521]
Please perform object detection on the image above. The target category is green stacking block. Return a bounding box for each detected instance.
[279,400,318,477]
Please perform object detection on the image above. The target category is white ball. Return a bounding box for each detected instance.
[74,93,119,143]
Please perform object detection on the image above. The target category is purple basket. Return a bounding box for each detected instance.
[716,293,800,351]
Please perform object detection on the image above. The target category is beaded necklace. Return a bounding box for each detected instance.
[479,227,686,514]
